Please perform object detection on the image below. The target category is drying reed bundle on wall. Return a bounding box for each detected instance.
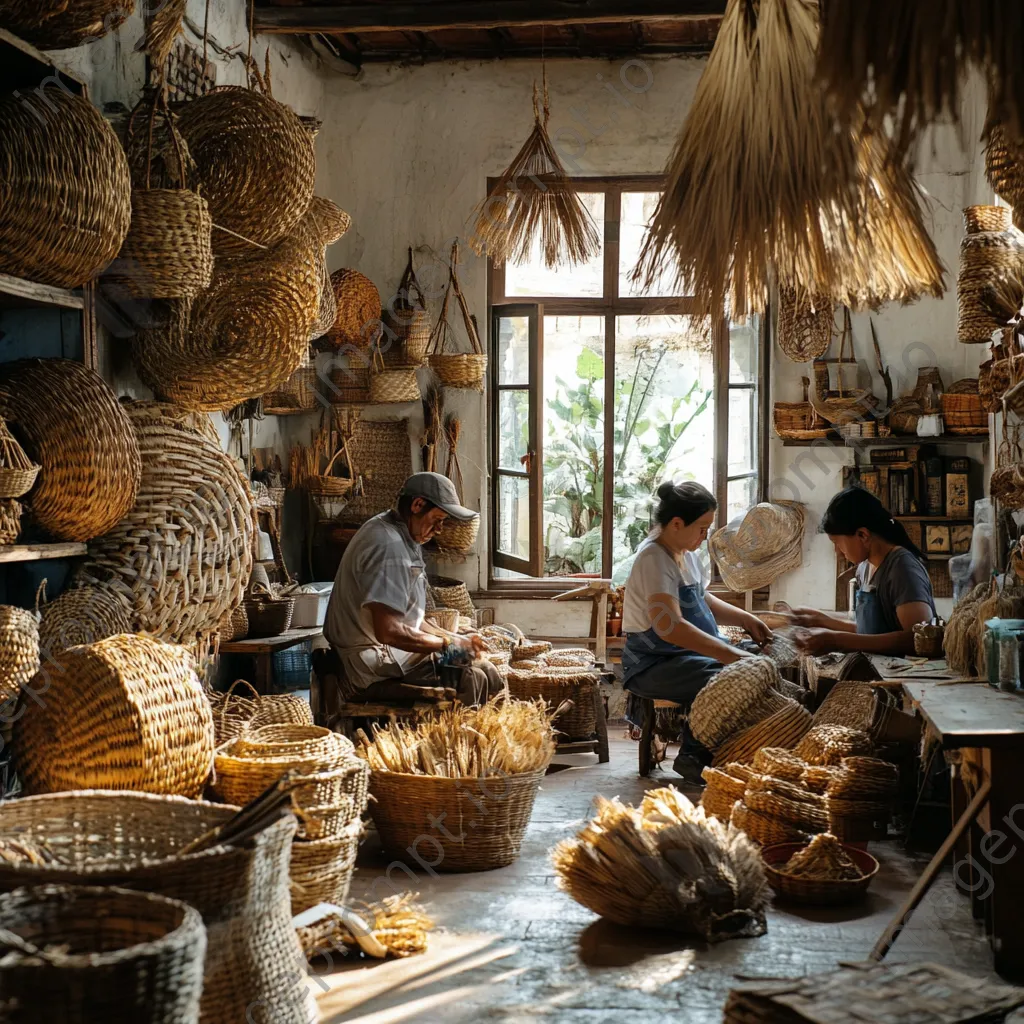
[551,786,769,940]
[470,76,600,269]
[636,0,943,316]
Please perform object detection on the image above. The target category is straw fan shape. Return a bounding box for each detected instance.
[0,0,135,49]
[635,0,943,317]
[470,78,599,269]
[0,360,141,542]
[709,501,805,592]
[77,402,256,643]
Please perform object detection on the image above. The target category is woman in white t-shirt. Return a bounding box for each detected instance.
[623,480,773,778]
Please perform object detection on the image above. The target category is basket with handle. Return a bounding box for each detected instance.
[383,247,432,367]
[0,420,39,499]
[777,288,833,362]
[369,342,421,404]
[428,241,488,392]
[433,413,481,554]
[809,309,875,425]
[243,582,295,639]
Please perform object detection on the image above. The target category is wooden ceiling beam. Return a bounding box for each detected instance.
[254,1,726,35]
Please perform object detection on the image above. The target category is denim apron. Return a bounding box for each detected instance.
[623,580,720,684]
[855,586,889,635]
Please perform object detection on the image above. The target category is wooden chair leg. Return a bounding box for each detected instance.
[593,685,610,764]
[638,698,655,777]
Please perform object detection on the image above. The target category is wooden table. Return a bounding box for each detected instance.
[219,627,323,694]
[887,679,1024,980]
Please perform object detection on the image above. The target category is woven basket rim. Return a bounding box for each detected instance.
[369,765,547,785]
[760,840,880,885]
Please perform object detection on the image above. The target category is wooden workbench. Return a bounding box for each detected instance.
[219,626,323,694]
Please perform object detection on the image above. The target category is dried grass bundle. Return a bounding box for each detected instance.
[636,0,943,316]
[420,380,444,473]
[551,787,769,941]
[818,0,1024,155]
[296,894,434,960]
[945,582,993,676]
[146,0,186,71]
[356,697,556,778]
[469,77,599,269]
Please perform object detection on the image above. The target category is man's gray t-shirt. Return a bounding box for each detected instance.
[855,546,936,633]
[324,511,427,689]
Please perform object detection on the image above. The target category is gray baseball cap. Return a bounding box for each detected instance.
[399,472,478,521]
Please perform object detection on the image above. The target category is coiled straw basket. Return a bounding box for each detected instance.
[0,884,206,1024]
[957,207,1024,344]
[324,269,382,351]
[0,0,135,48]
[428,241,487,391]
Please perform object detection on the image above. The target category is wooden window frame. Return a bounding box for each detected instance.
[485,175,769,595]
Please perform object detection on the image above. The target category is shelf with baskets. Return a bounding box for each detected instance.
[0,28,86,96]
[779,433,989,448]
[0,274,84,311]
[0,543,86,564]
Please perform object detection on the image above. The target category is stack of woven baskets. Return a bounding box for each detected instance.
[212,724,369,915]
[506,646,599,741]
[206,679,314,747]
[957,205,1024,345]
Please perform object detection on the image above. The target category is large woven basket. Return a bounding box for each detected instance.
[427,574,475,617]
[174,87,315,257]
[0,792,315,1024]
[291,760,370,816]
[369,768,545,871]
[761,842,879,906]
[38,584,133,658]
[777,289,833,362]
[730,802,807,847]
[0,0,135,47]
[507,667,597,739]
[0,360,141,543]
[77,402,256,643]
[0,86,130,288]
[341,419,413,522]
[290,819,362,915]
[0,884,205,1024]
[0,604,39,706]
[324,269,382,351]
[986,125,1024,212]
[957,216,1024,344]
[14,635,215,798]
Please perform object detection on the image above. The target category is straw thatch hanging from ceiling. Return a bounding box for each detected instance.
[635,0,945,318]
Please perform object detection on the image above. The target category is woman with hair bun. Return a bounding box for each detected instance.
[622,480,774,781]
[783,486,936,655]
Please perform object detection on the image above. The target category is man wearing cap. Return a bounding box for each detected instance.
[316,472,501,716]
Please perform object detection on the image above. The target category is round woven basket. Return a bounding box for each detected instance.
[0,0,135,47]
[174,87,315,257]
[383,248,431,366]
[0,360,141,543]
[751,747,807,783]
[428,575,475,618]
[689,656,784,750]
[0,793,314,1024]
[38,584,132,658]
[77,401,256,643]
[13,635,214,798]
[761,842,879,905]
[794,723,873,766]
[0,499,20,545]
[105,188,213,300]
[433,514,481,554]
[0,86,130,288]
[709,502,805,593]
[0,884,205,1024]
[0,604,38,706]
[429,353,488,393]
[506,667,597,740]
[244,583,295,638]
[777,289,833,362]
[207,682,315,747]
[369,768,545,872]
[290,819,362,915]
[324,269,382,351]
[957,228,1024,344]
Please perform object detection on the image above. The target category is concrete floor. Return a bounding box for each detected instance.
[313,735,997,1023]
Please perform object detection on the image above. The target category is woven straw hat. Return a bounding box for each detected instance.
[709,501,805,592]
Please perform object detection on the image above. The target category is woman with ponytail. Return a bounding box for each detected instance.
[785,486,936,655]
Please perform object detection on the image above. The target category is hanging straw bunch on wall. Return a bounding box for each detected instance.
[551,786,769,941]
[635,0,943,316]
[470,74,600,269]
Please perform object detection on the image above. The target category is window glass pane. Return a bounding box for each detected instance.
[496,473,530,560]
[727,476,759,527]
[730,315,759,383]
[496,314,530,386]
[504,193,605,298]
[612,315,715,582]
[619,191,689,298]
[728,388,756,475]
[542,315,605,576]
[498,390,530,471]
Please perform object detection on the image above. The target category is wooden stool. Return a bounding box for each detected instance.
[555,681,611,764]
[638,697,682,777]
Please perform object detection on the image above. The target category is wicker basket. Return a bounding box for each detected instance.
[0,792,314,1024]
[425,607,460,632]
[428,574,475,618]
[77,401,256,643]
[427,241,488,392]
[369,345,421,404]
[751,747,807,783]
[244,583,295,638]
[0,884,205,1024]
[689,656,786,750]
[730,802,807,847]
[13,635,214,798]
[433,514,481,555]
[712,702,813,766]
[940,392,988,435]
[958,224,1024,344]
[0,360,140,543]
[794,723,873,766]
[0,499,20,545]
[263,361,319,412]
[761,842,879,905]
[745,788,829,833]
[0,420,39,499]
[327,363,372,404]
[0,86,131,288]
[0,0,135,47]
[507,667,598,739]
[383,248,431,367]
[777,288,833,362]
[38,584,133,658]
[773,401,830,440]
[369,768,544,872]
[964,204,1012,234]
[295,795,357,840]
[291,760,370,816]
[887,395,922,434]
[986,125,1024,210]
[324,269,382,351]
[0,603,39,706]
[290,819,362,915]
[207,682,314,747]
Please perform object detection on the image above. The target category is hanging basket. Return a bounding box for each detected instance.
[369,344,421,403]
[777,289,833,362]
[427,240,488,392]
[323,269,382,351]
[383,247,432,366]
[294,197,351,345]
[434,515,480,554]
[264,360,319,412]
[0,420,39,499]
[0,499,20,545]
[808,310,876,426]
[0,86,131,289]
[327,363,372,404]
[957,212,1024,344]
[0,0,135,48]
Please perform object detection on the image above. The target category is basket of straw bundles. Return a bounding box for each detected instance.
[552,786,769,940]
[357,699,556,872]
[0,884,206,1024]
[0,791,315,1024]
[761,835,879,906]
[427,241,487,392]
[507,665,597,740]
[383,247,432,367]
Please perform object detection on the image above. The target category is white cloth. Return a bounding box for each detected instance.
[622,538,709,634]
[324,511,428,689]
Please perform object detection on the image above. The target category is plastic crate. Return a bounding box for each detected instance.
[272,640,312,692]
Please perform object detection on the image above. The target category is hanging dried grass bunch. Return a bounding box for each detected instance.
[635,0,943,316]
[470,75,599,269]
[551,786,769,941]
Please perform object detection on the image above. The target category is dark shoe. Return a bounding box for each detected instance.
[671,749,707,788]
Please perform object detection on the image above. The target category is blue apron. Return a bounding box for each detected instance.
[623,580,720,683]
[855,586,888,634]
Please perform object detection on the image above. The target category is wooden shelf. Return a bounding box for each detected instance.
[0,274,84,311]
[0,543,86,564]
[895,515,974,522]
[263,407,320,417]
[780,433,989,448]
[0,28,86,94]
